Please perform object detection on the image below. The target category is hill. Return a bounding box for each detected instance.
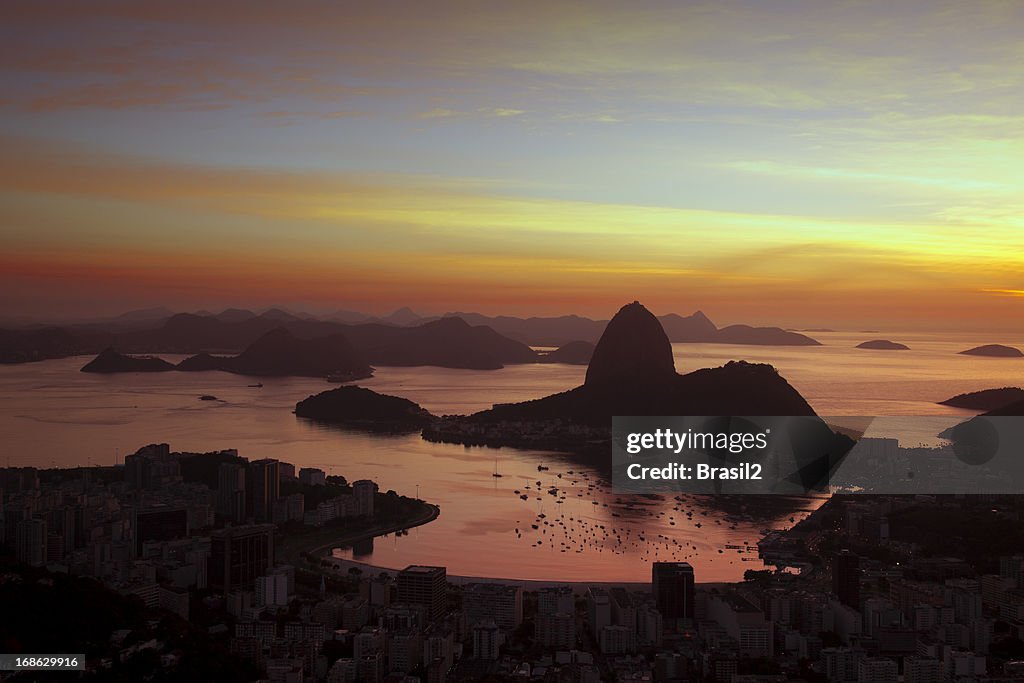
[81,348,176,373]
[939,387,1024,411]
[295,386,434,430]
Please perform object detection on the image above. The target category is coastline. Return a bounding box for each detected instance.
[277,500,442,568]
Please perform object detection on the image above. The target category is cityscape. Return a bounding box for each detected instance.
[4,439,1024,681]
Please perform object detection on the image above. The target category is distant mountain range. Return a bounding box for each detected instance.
[0,305,822,366]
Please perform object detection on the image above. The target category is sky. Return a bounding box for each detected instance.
[1,1,1024,329]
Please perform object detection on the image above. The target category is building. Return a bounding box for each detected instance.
[217,463,247,522]
[462,582,522,632]
[471,620,501,660]
[208,524,274,594]
[653,562,695,622]
[586,587,612,636]
[15,517,47,566]
[133,505,188,555]
[397,565,446,621]
[707,592,773,658]
[857,657,897,683]
[256,571,290,607]
[904,657,943,683]
[299,468,326,486]
[247,459,280,522]
[353,479,377,517]
[833,550,861,608]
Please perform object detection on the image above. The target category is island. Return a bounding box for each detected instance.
[80,347,176,373]
[295,385,434,431]
[536,340,595,365]
[856,339,910,350]
[958,344,1023,357]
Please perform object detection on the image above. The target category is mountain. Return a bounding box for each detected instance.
[433,310,820,347]
[295,386,434,429]
[379,307,422,326]
[938,387,1024,411]
[81,348,176,373]
[658,311,718,341]
[439,312,606,346]
[857,339,910,350]
[457,302,818,426]
[340,317,537,369]
[175,352,232,372]
[0,327,88,364]
[585,302,676,387]
[116,306,175,321]
[538,341,595,365]
[213,308,257,323]
[208,328,372,378]
[328,309,373,323]
[959,344,1023,357]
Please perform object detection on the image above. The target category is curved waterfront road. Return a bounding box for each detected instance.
[277,502,441,570]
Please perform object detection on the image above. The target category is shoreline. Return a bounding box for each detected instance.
[278,500,442,568]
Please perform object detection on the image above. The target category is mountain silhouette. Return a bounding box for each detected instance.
[585,301,676,387]
[463,302,817,426]
[81,348,176,373]
[538,340,595,365]
[939,387,1024,411]
[179,327,372,378]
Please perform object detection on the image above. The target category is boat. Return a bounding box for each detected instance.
[492,457,503,478]
[247,383,263,388]
[537,465,549,471]
[199,395,218,401]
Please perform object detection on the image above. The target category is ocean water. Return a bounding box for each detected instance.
[0,331,1020,582]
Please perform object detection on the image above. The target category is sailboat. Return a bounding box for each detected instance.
[492,457,503,478]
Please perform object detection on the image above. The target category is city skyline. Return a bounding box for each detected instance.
[2,2,1024,329]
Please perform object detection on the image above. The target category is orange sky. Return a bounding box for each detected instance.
[1,2,1023,329]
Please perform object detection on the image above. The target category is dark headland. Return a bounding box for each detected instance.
[939,387,1024,411]
[856,339,910,350]
[537,340,595,365]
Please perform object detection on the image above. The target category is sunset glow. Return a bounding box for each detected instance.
[2,1,1023,328]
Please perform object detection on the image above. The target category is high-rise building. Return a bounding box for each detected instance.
[15,517,47,567]
[124,444,179,490]
[833,549,861,608]
[208,524,274,594]
[653,562,695,621]
[537,586,576,649]
[353,479,377,517]
[256,571,290,607]
[462,582,523,632]
[397,565,447,620]
[471,620,501,660]
[247,459,280,522]
[904,657,943,683]
[857,657,897,683]
[217,463,247,522]
[586,587,612,636]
